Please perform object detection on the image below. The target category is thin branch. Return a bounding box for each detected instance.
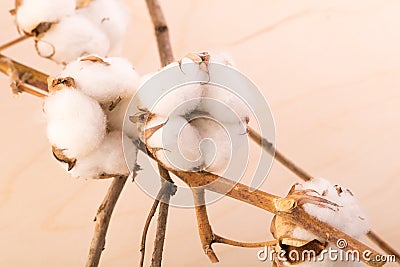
[140,181,173,267]
[144,1,176,266]
[0,35,30,51]
[213,235,277,248]
[367,231,400,264]
[0,53,48,92]
[191,188,275,261]
[150,165,176,267]
[192,188,219,263]
[247,126,312,181]
[85,175,130,267]
[145,0,174,67]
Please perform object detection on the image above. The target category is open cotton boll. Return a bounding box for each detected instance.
[36,14,110,64]
[15,0,76,34]
[299,177,370,239]
[77,0,129,54]
[145,116,203,171]
[137,82,203,117]
[69,131,136,178]
[44,88,107,158]
[59,55,139,103]
[200,84,251,124]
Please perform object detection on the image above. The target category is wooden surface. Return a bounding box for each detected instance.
[0,0,399,266]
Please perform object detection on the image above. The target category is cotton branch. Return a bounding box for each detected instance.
[144,1,176,266]
[0,53,48,96]
[1,0,398,263]
[85,175,130,267]
[0,55,392,266]
[191,188,275,262]
[150,165,176,267]
[140,180,176,267]
[145,0,174,66]
[192,188,219,263]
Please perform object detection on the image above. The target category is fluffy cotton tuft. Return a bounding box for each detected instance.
[15,0,76,34]
[299,177,370,239]
[190,118,229,173]
[69,131,137,178]
[77,0,129,53]
[36,14,110,64]
[105,97,138,140]
[144,116,203,171]
[59,55,139,103]
[44,88,107,158]
[200,84,251,124]
[137,82,203,117]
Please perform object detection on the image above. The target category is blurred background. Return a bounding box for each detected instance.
[0,0,399,266]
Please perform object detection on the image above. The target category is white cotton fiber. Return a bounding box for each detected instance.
[59,55,139,103]
[36,14,110,64]
[70,131,136,178]
[137,82,203,117]
[105,97,138,140]
[200,84,251,124]
[144,116,203,171]
[298,177,370,239]
[15,0,76,34]
[44,88,107,158]
[190,118,247,174]
[77,0,129,53]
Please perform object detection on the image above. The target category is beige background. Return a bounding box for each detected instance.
[0,0,399,266]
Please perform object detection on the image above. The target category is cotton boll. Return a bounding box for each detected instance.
[144,116,203,171]
[298,177,370,239]
[190,118,247,174]
[70,131,136,178]
[36,14,110,64]
[137,82,203,117]
[44,88,107,158]
[15,0,76,34]
[200,84,251,124]
[59,55,139,103]
[77,0,129,53]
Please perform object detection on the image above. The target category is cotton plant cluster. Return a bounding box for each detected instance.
[13,0,129,64]
[135,53,251,174]
[270,177,370,267]
[43,55,139,179]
